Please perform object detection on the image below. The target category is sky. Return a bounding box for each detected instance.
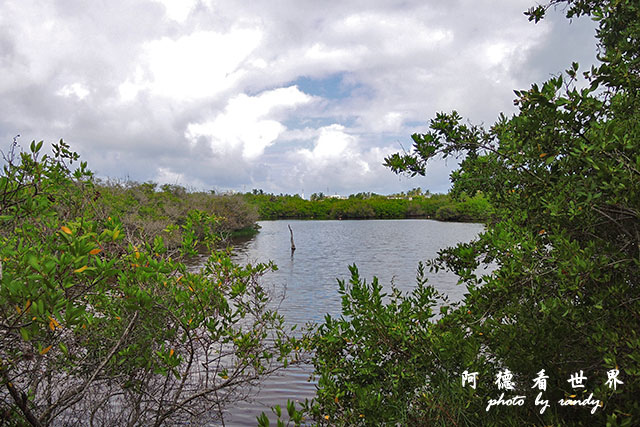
[0,0,599,196]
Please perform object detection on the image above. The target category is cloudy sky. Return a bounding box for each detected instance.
[0,0,598,196]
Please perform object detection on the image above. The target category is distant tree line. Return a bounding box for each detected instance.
[243,190,492,222]
[89,181,490,252]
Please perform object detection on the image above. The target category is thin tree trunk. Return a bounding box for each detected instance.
[288,224,296,252]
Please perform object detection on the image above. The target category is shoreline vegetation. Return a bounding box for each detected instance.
[243,189,492,223]
[93,180,261,246]
[94,180,492,249]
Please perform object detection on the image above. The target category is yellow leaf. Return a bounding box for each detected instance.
[48,316,60,331]
[15,305,21,314]
[334,396,339,403]
[540,152,547,158]
[89,248,102,255]
[169,349,174,357]
[188,286,194,292]
[40,345,53,355]
[221,374,229,379]
[113,229,120,240]
[74,265,88,273]
[60,226,72,235]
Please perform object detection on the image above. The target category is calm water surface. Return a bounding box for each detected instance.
[221,219,484,426]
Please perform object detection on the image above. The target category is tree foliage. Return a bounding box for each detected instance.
[310,0,639,425]
[0,141,301,426]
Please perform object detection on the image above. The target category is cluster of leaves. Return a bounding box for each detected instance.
[243,191,491,222]
[257,399,306,427]
[309,0,639,425]
[0,141,302,426]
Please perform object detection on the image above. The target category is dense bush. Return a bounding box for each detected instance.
[95,180,259,247]
[434,204,461,221]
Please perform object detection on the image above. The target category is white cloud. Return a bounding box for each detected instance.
[154,166,184,186]
[130,28,263,100]
[153,0,197,22]
[185,86,313,160]
[335,11,452,56]
[290,124,383,193]
[57,83,90,100]
[297,124,353,165]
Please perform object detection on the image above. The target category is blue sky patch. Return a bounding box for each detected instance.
[292,72,361,100]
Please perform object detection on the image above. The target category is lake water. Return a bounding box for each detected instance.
[220,219,485,426]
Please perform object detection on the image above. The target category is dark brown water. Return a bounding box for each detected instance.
[219,219,485,426]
